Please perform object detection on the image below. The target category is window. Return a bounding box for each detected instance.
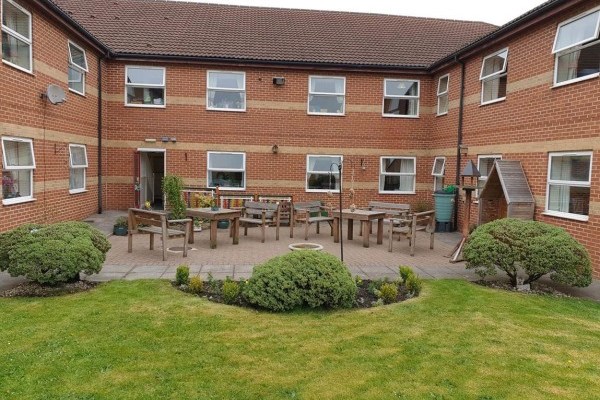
[1,136,35,204]
[68,144,87,193]
[379,157,416,194]
[68,41,88,95]
[383,79,419,117]
[125,66,165,107]
[306,155,342,192]
[477,155,502,195]
[207,71,246,111]
[432,157,446,191]
[480,49,508,104]
[553,8,600,85]
[207,152,245,190]
[1,0,32,73]
[437,75,449,116]
[308,76,345,115]
[546,151,592,221]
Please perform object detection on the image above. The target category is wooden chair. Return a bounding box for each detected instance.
[388,210,435,256]
[239,201,281,243]
[127,208,192,261]
[290,201,334,240]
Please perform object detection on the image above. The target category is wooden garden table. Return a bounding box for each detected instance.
[185,207,241,249]
[332,209,386,248]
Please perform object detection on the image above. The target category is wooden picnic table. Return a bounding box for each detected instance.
[332,209,386,248]
[186,207,241,249]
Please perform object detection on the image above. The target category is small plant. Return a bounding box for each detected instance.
[192,193,213,208]
[354,275,363,286]
[175,265,190,286]
[399,266,415,283]
[206,272,219,294]
[222,278,241,305]
[114,216,128,228]
[443,184,457,194]
[412,200,431,213]
[405,274,423,296]
[378,282,399,304]
[189,276,203,294]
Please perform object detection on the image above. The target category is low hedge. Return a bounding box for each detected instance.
[243,251,357,312]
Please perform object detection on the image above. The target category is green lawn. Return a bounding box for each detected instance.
[0,280,599,400]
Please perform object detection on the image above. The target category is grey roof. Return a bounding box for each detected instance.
[480,160,535,204]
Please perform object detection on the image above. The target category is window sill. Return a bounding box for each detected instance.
[2,59,34,75]
[379,191,416,195]
[206,107,246,112]
[69,189,87,194]
[125,103,166,108]
[306,189,340,194]
[207,187,246,191]
[542,211,589,222]
[552,73,599,89]
[69,88,86,97]
[2,197,36,206]
[436,112,448,117]
[307,112,345,117]
[480,97,506,107]
[382,114,419,119]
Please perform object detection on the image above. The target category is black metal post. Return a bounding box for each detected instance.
[338,163,344,262]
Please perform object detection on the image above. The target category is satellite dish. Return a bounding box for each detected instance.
[46,84,66,105]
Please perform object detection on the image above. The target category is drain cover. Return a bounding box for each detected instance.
[167,246,196,253]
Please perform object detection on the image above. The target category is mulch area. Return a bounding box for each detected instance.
[473,280,571,298]
[0,280,99,298]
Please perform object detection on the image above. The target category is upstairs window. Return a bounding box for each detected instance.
[546,151,592,221]
[68,41,88,95]
[308,76,345,115]
[1,136,35,204]
[207,71,246,111]
[1,0,32,73]
[432,157,446,191]
[553,8,600,85]
[380,157,416,194]
[437,75,449,116]
[207,152,246,190]
[480,49,508,105]
[306,155,341,192]
[125,66,165,107]
[68,144,88,193]
[383,79,419,117]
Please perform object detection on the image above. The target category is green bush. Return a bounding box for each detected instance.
[405,274,423,296]
[243,251,357,312]
[377,283,399,304]
[222,279,241,305]
[189,276,203,294]
[399,266,415,283]
[1,221,110,285]
[464,218,592,287]
[162,175,186,220]
[175,265,190,286]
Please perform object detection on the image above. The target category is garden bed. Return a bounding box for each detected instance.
[473,280,571,298]
[0,280,98,298]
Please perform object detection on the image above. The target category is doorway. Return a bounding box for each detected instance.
[135,149,165,210]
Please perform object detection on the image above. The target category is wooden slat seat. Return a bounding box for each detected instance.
[290,201,334,240]
[127,208,191,261]
[388,210,435,256]
[240,201,281,243]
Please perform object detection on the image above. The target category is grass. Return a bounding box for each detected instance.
[0,280,599,399]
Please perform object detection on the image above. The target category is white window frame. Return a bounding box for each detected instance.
[1,0,33,74]
[206,151,246,191]
[206,70,246,112]
[480,48,508,105]
[432,156,446,191]
[1,136,35,205]
[67,41,88,96]
[382,79,420,118]
[544,151,592,222]
[437,74,449,116]
[306,154,342,193]
[68,144,88,194]
[124,66,166,108]
[307,76,346,116]
[552,7,600,87]
[379,156,416,195]
[477,154,502,197]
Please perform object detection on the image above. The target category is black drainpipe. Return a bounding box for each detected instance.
[97,55,104,214]
[454,55,466,230]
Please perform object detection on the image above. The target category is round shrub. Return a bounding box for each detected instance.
[1,221,111,285]
[377,282,398,304]
[464,218,592,287]
[243,251,357,312]
[175,265,190,286]
[222,279,241,305]
[189,276,203,294]
[0,223,43,272]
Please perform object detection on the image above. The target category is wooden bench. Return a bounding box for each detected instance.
[361,201,410,235]
[127,208,192,261]
[388,210,435,256]
[290,201,334,240]
[239,201,281,243]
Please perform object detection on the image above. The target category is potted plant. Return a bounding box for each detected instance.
[113,216,128,236]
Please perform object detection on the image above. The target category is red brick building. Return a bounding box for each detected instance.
[1,0,599,277]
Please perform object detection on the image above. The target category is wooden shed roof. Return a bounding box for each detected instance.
[479,160,534,204]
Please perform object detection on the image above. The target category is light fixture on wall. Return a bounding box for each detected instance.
[170,137,177,143]
[145,138,157,143]
[271,144,279,154]
[360,158,366,170]
[161,137,169,143]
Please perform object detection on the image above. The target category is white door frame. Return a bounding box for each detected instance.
[136,148,166,208]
